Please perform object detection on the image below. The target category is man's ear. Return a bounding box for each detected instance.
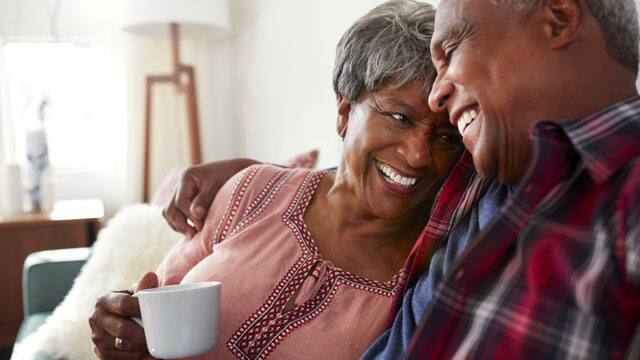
[336,95,351,139]
[543,0,583,49]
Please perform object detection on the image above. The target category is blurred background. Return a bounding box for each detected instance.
[0,0,439,217]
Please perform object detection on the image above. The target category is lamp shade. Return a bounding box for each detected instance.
[121,0,230,38]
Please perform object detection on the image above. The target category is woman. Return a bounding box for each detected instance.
[90,1,462,359]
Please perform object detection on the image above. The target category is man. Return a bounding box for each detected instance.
[403,0,640,357]
[165,0,640,358]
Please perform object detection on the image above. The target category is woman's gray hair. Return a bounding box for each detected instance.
[332,0,436,103]
[506,0,639,74]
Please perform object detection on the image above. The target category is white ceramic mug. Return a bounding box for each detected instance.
[133,282,221,359]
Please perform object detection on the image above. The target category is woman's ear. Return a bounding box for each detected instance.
[543,0,583,49]
[336,95,351,139]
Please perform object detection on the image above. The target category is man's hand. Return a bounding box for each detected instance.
[162,159,259,238]
[89,272,159,359]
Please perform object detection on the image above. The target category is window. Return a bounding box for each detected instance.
[0,40,126,209]
[2,41,122,170]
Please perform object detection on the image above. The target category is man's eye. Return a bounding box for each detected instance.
[386,113,409,124]
[442,42,459,61]
[434,132,463,148]
[443,47,454,60]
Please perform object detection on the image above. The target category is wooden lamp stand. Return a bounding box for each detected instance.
[143,23,202,202]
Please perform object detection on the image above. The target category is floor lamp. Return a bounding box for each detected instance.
[122,0,231,201]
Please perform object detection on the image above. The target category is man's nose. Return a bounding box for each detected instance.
[428,74,453,113]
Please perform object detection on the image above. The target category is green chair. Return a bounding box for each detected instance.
[14,247,91,358]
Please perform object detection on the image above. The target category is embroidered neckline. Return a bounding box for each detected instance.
[283,169,402,294]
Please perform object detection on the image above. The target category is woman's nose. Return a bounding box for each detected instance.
[398,132,432,169]
[428,74,453,113]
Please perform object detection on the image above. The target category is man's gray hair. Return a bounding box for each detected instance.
[506,0,639,74]
[333,0,436,103]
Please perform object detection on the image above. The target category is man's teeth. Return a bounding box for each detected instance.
[458,109,478,136]
[375,161,417,187]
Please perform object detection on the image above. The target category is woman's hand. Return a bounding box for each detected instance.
[162,158,259,238]
[89,272,159,359]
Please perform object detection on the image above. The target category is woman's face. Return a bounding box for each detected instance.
[337,79,463,221]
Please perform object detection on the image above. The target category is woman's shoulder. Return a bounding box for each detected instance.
[245,163,314,177]
[207,164,318,244]
[237,164,316,193]
[213,164,318,216]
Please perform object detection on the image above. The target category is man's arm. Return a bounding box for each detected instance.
[162,158,260,237]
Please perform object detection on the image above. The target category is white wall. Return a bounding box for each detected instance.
[225,0,439,169]
[227,0,384,169]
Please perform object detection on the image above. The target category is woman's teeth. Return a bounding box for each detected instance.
[375,161,417,187]
[458,109,478,136]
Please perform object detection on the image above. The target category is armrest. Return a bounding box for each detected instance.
[22,247,91,317]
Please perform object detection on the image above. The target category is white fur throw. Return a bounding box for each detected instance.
[12,204,181,360]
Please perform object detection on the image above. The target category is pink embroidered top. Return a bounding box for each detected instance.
[156,165,401,360]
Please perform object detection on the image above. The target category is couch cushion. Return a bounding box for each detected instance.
[23,248,91,316]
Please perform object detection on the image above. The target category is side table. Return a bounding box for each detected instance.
[0,199,104,348]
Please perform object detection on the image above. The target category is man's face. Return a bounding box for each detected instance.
[428,0,550,184]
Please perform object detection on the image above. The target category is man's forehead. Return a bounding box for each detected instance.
[436,0,505,24]
[432,0,470,46]
[436,0,472,18]
[433,0,496,45]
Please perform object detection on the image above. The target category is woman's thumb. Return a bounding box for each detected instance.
[134,272,159,292]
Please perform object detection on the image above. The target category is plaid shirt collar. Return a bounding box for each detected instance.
[388,151,490,323]
[557,95,640,184]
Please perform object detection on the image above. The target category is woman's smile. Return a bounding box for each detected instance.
[374,160,420,195]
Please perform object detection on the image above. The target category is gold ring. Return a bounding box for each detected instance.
[114,337,125,351]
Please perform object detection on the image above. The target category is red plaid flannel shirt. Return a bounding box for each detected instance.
[396,96,640,359]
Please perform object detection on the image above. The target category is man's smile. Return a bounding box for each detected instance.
[458,108,479,136]
[450,104,480,137]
